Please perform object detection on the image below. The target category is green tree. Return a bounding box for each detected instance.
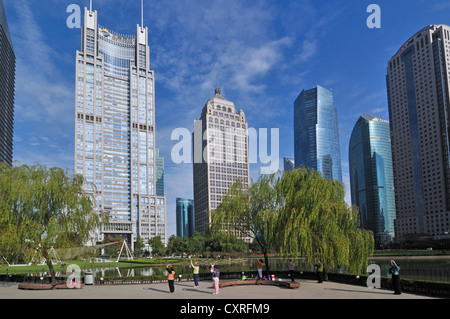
[211,175,277,275]
[187,232,205,257]
[134,236,145,257]
[148,236,165,257]
[273,168,374,275]
[167,235,189,257]
[0,163,104,283]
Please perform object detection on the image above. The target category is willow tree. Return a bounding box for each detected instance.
[0,163,104,283]
[211,174,278,275]
[272,168,374,275]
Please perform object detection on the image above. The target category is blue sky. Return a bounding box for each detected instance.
[4,0,450,237]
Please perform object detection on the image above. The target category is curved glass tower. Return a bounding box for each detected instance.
[294,85,342,182]
[349,114,396,245]
[75,8,166,247]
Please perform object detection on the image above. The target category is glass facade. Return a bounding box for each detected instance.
[0,0,14,165]
[176,198,194,238]
[294,85,342,182]
[75,8,166,247]
[349,114,396,244]
[155,148,164,197]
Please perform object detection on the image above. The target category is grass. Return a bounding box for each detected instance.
[0,257,215,275]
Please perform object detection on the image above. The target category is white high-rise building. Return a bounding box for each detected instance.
[75,7,166,247]
[386,24,450,238]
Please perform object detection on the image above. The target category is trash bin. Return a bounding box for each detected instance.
[84,271,94,285]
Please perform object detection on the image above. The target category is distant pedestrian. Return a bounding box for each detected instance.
[212,265,220,295]
[210,261,215,281]
[323,264,328,281]
[288,259,295,282]
[166,264,175,293]
[257,259,264,280]
[389,260,401,295]
[190,259,200,288]
[314,260,323,283]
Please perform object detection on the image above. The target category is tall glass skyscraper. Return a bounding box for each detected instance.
[75,7,166,248]
[294,85,342,182]
[349,114,396,245]
[176,198,194,238]
[387,25,450,238]
[0,0,15,165]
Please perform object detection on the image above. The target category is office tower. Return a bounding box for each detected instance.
[155,148,164,197]
[283,157,295,172]
[0,0,15,165]
[294,85,342,182]
[349,114,396,245]
[75,8,166,248]
[192,88,250,240]
[176,198,194,238]
[386,24,450,238]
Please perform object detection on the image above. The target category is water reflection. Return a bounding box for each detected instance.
[89,257,450,283]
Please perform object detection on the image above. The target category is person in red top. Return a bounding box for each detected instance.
[166,264,175,293]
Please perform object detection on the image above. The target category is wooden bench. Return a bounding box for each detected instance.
[219,279,300,289]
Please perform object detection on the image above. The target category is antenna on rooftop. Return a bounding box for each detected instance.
[141,0,144,27]
[90,0,92,11]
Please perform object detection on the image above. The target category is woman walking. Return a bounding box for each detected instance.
[190,259,200,288]
[166,264,176,293]
[212,265,220,295]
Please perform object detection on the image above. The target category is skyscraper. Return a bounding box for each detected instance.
[283,157,295,172]
[386,24,450,238]
[349,114,396,245]
[0,0,15,165]
[155,148,164,197]
[176,198,194,238]
[192,88,250,239]
[294,85,342,182]
[75,7,166,248]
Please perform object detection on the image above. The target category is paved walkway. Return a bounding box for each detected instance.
[0,279,438,299]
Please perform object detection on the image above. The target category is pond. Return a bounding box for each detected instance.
[86,256,450,283]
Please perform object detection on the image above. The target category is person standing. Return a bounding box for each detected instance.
[166,264,176,293]
[288,259,295,282]
[212,265,220,295]
[257,259,264,280]
[314,260,323,283]
[190,259,200,288]
[210,261,215,282]
[389,260,401,295]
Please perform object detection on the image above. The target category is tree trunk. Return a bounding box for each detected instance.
[263,250,270,277]
[42,249,57,284]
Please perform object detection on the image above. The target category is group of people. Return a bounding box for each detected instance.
[165,258,402,295]
[165,260,220,295]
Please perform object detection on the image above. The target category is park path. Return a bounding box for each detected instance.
[0,278,438,299]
